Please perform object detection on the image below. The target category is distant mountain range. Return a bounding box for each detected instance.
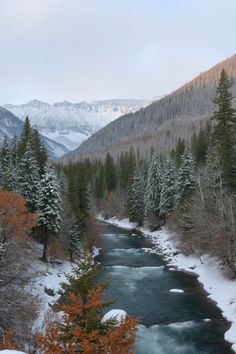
[4,99,152,154]
[64,54,236,161]
[0,107,68,159]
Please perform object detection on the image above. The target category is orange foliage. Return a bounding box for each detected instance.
[0,329,20,351]
[0,191,37,242]
[37,286,138,354]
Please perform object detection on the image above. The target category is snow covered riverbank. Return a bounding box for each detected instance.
[97,215,236,352]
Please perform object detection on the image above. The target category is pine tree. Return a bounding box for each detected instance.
[175,149,196,232]
[104,153,116,192]
[18,117,48,173]
[0,137,13,190]
[174,138,186,167]
[18,143,40,211]
[144,156,163,230]
[68,220,81,261]
[175,148,196,207]
[37,164,62,261]
[159,158,177,220]
[128,161,148,226]
[30,128,48,174]
[18,116,31,158]
[37,251,138,353]
[211,69,236,189]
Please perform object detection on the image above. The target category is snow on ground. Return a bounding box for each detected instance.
[100,216,236,352]
[29,243,73,330]
[96,214,136,230]
[0,351,27,354]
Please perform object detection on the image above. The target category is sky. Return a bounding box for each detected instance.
[0,0,236,105]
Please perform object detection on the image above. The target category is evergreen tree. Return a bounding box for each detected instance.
[175,148,196,206]
[174,138,186,167]
[144,156,163,230]
[104,153,116,192]
[18,117,48,173]
[18,143,40,211]
[175,149,196,232]
[159,158,177,219]
[37,164,62,261]
[18,116,31,158]
[128,161,148,226]
[211,69,236,189]
[30,129,48,174]
[37,251,138,353]
[0,137,12,190]
[68,220,81,261]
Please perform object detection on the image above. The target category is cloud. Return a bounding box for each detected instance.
[0,0,236,104]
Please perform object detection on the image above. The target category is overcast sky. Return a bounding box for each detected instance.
[0,0,236,105]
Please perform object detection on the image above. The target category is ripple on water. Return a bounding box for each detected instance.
[136,320,232,354]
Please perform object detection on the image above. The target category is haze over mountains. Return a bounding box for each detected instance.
[65,54,236,161]
[4,99,150,153]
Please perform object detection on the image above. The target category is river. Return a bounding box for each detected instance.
[94,220,234,354]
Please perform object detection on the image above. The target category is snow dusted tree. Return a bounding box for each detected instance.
[159,158,177,221]
[68,219,81,261]
[175,148,196,207]
[0,136,21,191]
[18,143,40,211]
[0,137,11,189]
[175,148,196,232]
[37,164,62,261]
[144,156,163,230]
[128,161,148,226]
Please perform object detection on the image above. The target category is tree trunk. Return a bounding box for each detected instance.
[42,231,49,262]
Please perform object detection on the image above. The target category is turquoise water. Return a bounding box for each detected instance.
[95,221,234,354]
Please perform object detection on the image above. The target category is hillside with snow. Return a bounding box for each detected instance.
[0,107,68,159]
[4,99,150,152]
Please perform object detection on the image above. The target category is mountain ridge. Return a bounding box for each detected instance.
[0,106,68,159]
[64,54,236,161]
[4,99,151,152]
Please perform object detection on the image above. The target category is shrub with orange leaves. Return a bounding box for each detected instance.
[37,288,138,354]
[0,329,20,351]
[37,252,139,353]
[0,190,37,244]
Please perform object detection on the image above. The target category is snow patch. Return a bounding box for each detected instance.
[0,351,27,354]
[169,289,184,294]
[101,309,127,325]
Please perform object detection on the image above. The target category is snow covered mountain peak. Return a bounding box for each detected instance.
[4,98,150,153]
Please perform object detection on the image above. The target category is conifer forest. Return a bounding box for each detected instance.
[2,2,236,353]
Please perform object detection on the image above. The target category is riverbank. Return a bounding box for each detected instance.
[97,215,236,352]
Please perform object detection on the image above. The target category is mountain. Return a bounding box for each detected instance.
[4,99,150,153]
[64,54,236,161]
[0,106,68,159]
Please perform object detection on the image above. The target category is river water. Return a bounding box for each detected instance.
[94,221,234,354]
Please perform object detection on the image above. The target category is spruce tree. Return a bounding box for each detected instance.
[18,143,40,211]
[175,148,196,206]
[18,116,31,158]
[159,158,177,220]
[128,161,148,226]
[144,156,163,230]
[211,69,236,189]
[68,220,81,261]
[37,165,62,261]
[104,153,116,192]
[175,149,196,232]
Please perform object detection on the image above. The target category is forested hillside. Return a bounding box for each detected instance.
[66,54,236,161]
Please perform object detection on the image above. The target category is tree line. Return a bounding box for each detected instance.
[66,69,236,276]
